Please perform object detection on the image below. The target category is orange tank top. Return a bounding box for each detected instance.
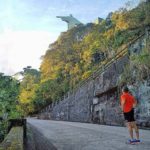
[120,93,136,113]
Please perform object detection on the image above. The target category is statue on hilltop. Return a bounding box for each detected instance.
[57,14,83,30]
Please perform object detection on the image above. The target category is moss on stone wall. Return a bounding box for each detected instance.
[0,127,23,150]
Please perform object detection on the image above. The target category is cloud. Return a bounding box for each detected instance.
[0,0,137,76]
[0,29,57,75]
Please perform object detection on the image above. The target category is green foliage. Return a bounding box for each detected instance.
[0,74,20,118]
[18,67,40,115]
[0,73,20,142]
[119,49,150,85]
[0,120,8,142]
[131,49,150,80]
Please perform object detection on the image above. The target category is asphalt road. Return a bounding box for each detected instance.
[27,118,150,150]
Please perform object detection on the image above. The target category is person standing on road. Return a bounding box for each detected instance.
[120,86,140,144]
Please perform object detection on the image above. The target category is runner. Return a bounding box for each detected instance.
[120,86,140,144]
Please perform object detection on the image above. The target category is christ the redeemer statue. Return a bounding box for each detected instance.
[57,14,83,30]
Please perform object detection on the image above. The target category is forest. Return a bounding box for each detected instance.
[0,0,150,141]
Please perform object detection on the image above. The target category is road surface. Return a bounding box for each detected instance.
[27,118,150,150]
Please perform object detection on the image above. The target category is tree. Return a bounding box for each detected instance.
[0,74,20,118]
[18,67,40,115]
[0,73,20,141]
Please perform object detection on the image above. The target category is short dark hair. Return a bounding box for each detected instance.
[122,86,129,92]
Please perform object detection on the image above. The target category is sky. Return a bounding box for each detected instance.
[0,0,139,75]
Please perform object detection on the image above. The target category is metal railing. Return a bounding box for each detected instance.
[68,33,145,95]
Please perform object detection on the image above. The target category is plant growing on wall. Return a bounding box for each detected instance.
[118,47,150,87]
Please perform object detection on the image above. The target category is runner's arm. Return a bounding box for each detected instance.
[121,98,125,111]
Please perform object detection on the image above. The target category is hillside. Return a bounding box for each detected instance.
[17,0,150,115]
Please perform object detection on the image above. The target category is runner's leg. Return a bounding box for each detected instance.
[131,122,139,140]
[127,122,134,140]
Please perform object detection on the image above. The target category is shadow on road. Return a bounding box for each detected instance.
[25,123,57,150]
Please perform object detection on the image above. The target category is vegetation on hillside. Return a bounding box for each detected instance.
[0,73,20,142]
[18,0,150,115]
[17,66,41,116]
[119,46,150,86]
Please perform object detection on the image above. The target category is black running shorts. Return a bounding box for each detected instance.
[123,108,135,122]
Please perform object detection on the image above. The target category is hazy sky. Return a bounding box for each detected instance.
[0,0,138,75]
